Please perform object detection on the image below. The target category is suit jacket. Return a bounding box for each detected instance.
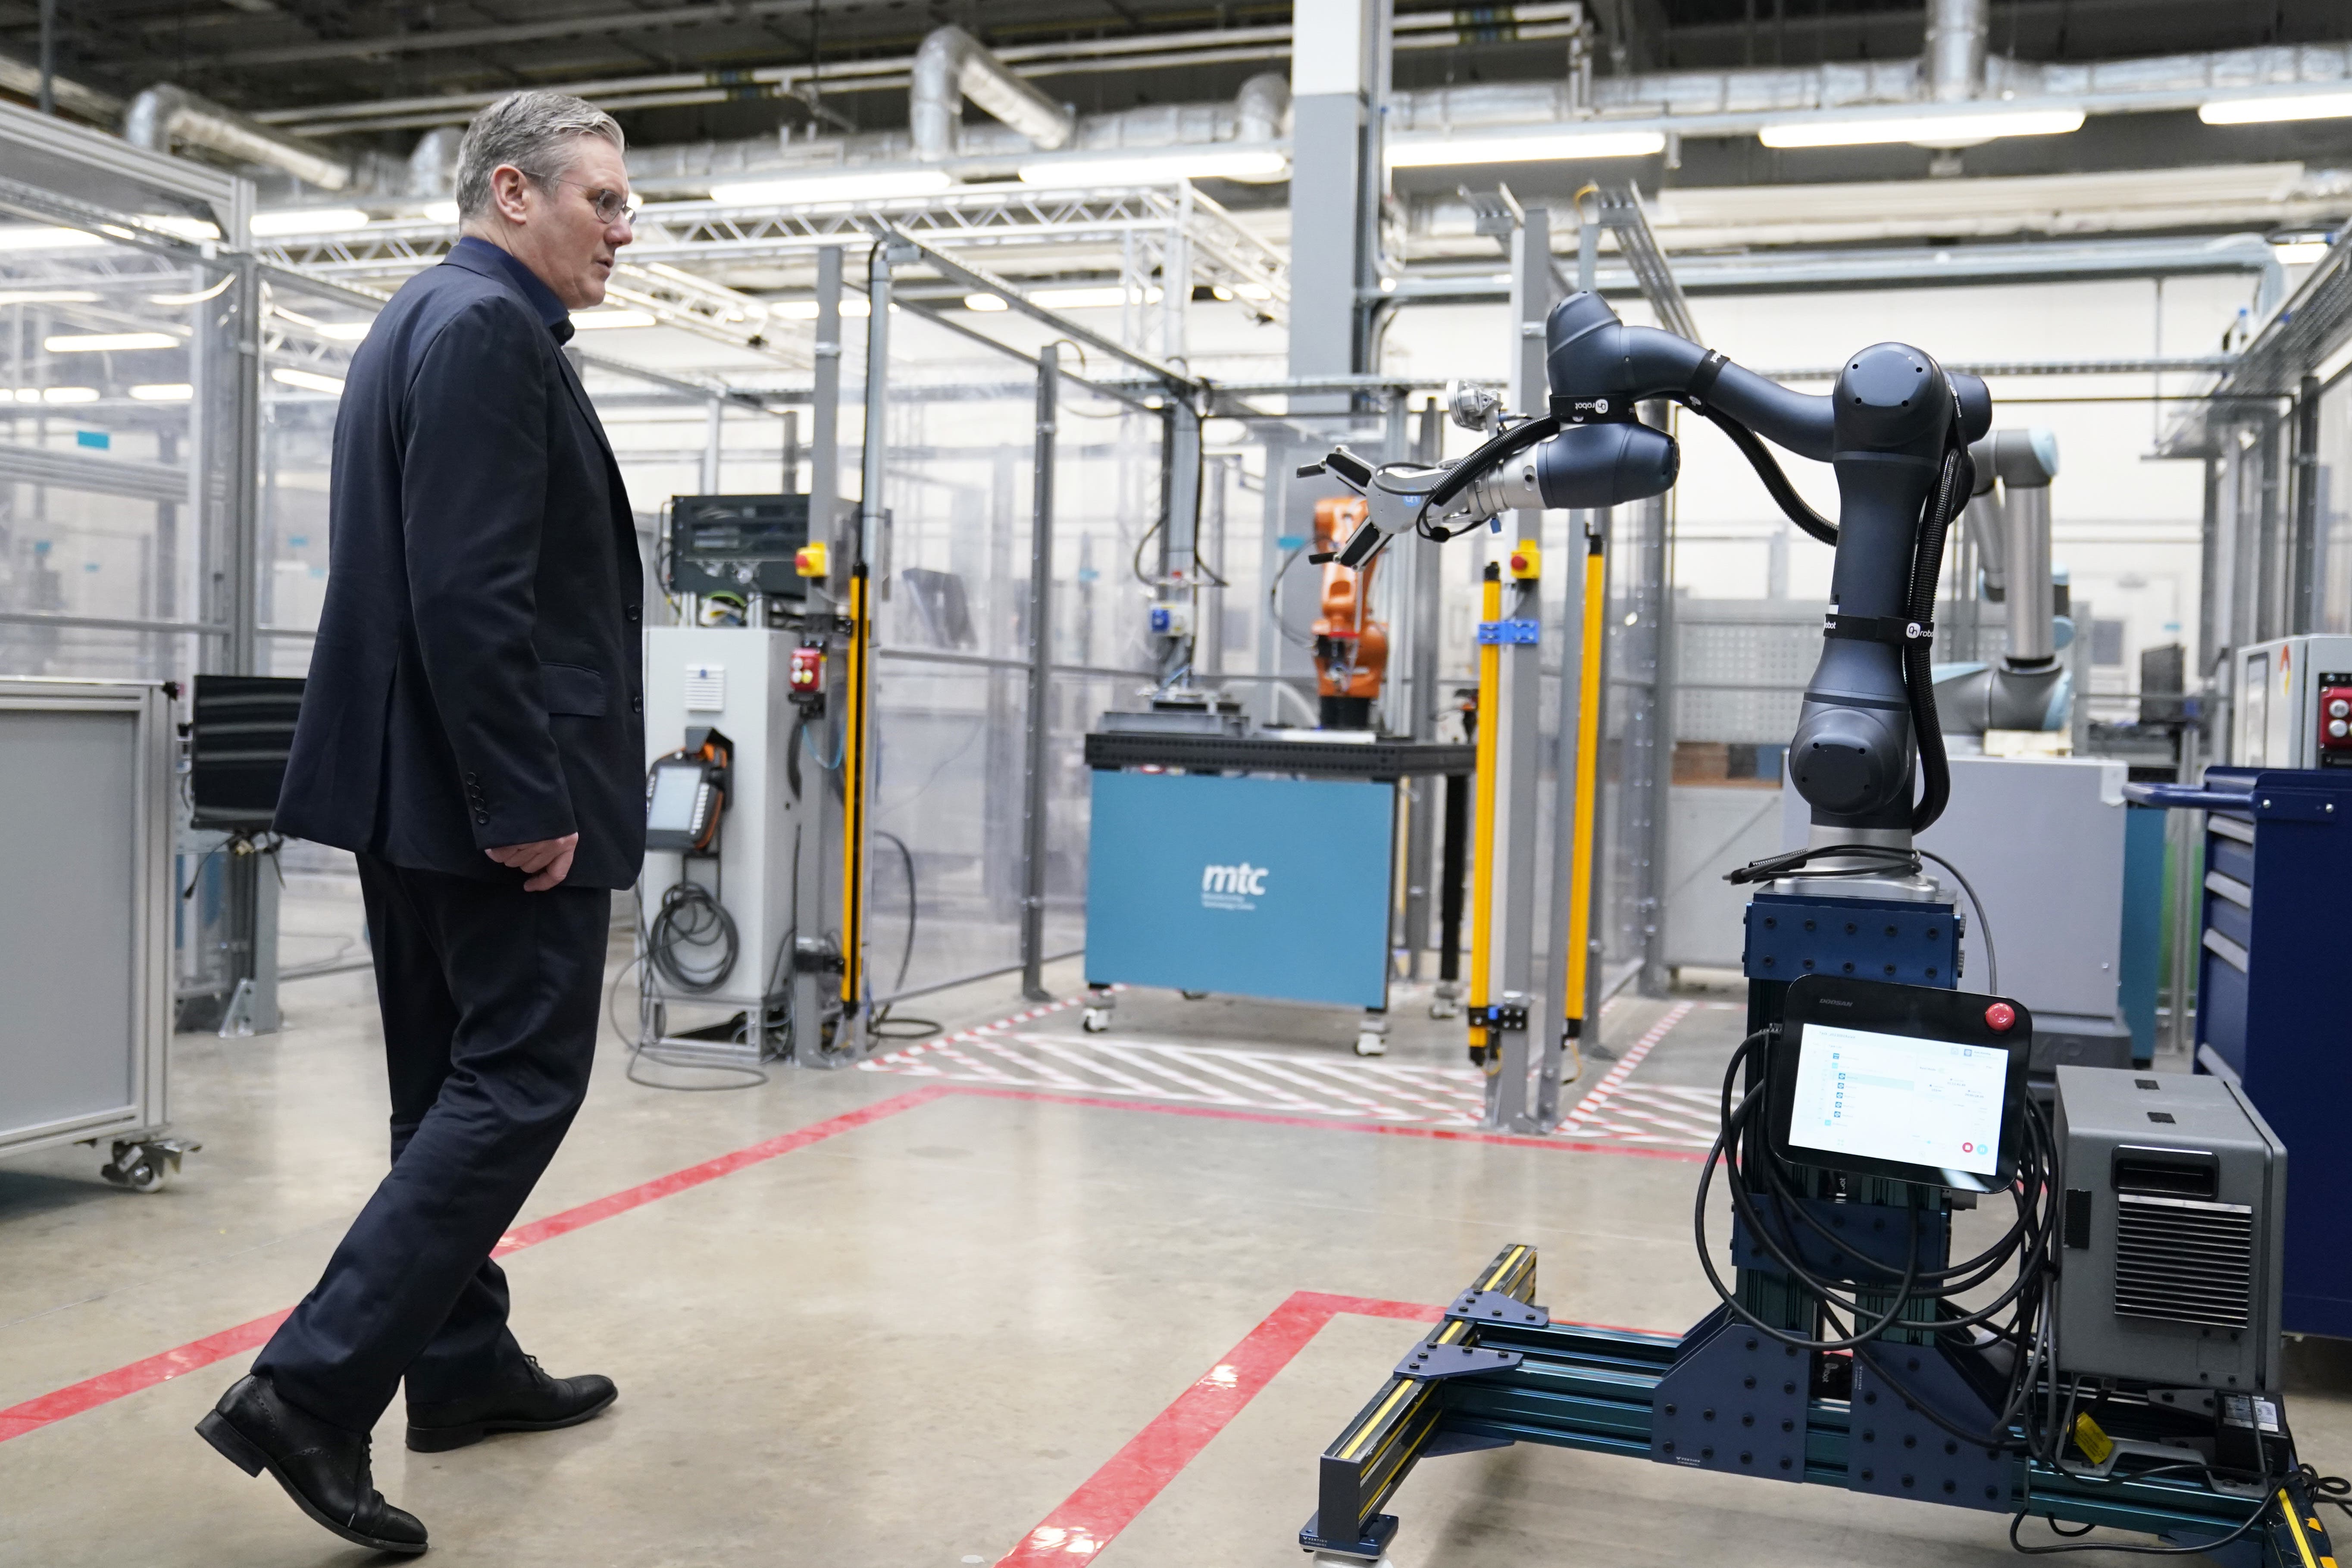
[275,240,647,890]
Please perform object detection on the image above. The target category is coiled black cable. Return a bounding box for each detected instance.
[646,879,738,993]
[1693,1028,2064,1449]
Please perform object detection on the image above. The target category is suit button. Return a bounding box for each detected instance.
[465,771,479,783]
[475,811,489,824]
[632,696,643,714]
[625,606,640,623]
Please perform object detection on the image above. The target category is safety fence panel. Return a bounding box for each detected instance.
[2316,371,2352,636]
[0,240,235,684]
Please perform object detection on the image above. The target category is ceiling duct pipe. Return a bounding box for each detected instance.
[0,49,120,122]
[125,84,352,190]
[909,25,1075,160]
[1924,0,1989,101]
[406,124,463,197]
[1235,72,1293,143]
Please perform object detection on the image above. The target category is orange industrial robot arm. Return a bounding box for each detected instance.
[1310,496,1389,731]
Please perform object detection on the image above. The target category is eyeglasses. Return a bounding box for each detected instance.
[527,174,640,227]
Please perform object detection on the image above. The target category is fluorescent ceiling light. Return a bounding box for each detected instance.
[422,200,460,225]
[271,366,347,394]
[962,293,1008,312]
[1032,285,1160,310]
[1387,130,1667,167]
[569,309,657,330]
[1758,108,2084,149]
[2271,238,2335,266]
[248,207,373,237]
[131,383,194,401]
[1017,148,1289,185]
[710,169,953,205]
[150,277,235,307]
[0,290,99,305]
[2200,92,2352,126]
[47,332,179,352]
[41,386,99,403]
[138,214,222,241]
[0,226,104,252]
[774,297,872,319]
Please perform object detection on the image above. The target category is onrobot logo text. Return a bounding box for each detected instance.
[1200,860,1270,911]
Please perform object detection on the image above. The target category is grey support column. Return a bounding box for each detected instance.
[792,246,844,1059]
[1483,567,1553,1134]
[701,398,722,494]
[1403,399,1443,974]
[1641,407,1677,997]
[1020,345,1059,1001]
[1287,0,1386,410]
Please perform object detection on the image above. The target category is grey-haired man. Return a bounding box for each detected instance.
[197,91,644,1555]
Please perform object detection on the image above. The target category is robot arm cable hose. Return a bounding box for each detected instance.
[1697,404,1838,547]
[1905,440,1972,834]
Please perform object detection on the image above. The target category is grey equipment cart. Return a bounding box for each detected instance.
[0,678,194,1191]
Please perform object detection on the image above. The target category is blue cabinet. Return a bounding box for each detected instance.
[2129,767,2352,1339]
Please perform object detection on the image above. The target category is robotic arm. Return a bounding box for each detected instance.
[1309,290,1992,844]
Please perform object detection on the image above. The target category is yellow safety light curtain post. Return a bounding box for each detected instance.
[838,562,871,1012]
[1563,530,1605,1044]
[1467,563,1504,1068]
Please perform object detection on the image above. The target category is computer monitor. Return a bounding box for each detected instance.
[1767,976,2034,1193]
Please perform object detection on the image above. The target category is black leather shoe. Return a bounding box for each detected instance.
[197,1374,428,1555]
[406,1356,616,1453]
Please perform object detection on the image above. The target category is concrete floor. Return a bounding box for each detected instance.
[2,955,2346,1567]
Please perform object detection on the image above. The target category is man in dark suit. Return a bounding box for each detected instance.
[197,90,647,1555]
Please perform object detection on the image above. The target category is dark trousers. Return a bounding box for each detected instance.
[254,854,610,1431]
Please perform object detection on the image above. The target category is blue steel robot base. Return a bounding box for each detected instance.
[1299,889,2335,1568]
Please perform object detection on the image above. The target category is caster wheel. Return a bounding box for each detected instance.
[1180,990,1208,1001]
[1081,1009,1111,1034]
[1429,999,1461,1021]
[1354,1032,1388,1058]
[100,1142,171,1193]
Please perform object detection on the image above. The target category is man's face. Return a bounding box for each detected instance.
[501,137,634,311]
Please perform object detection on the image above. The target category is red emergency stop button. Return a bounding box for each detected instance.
[1985,1002,2016,1033]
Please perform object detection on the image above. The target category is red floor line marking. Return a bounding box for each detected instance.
[0,1309,294,1445]
[0,990,1701,1449]
[0,1086,954,1449]
[1563,999,1695,1127]
[997,1293,1682,1568]
[995,1291,1441,1568]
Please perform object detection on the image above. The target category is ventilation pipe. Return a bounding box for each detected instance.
[909,25,1075,161]
[0,51,119,122]
[1235,72,1292,143]
[405,124,463,197]
[1924,0,1989,102]
[125,84,352,190]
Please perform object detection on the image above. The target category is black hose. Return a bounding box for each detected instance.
[1697,405,1838,546]
[1421,413,1561,516]
[1905,439,1970,834]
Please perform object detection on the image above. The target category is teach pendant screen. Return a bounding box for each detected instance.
[1791,1024,2005,1177]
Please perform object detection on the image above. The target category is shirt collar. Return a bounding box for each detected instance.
[452,236,575,344]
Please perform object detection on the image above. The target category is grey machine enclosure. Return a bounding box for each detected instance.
[2053,1067,2287,1393]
